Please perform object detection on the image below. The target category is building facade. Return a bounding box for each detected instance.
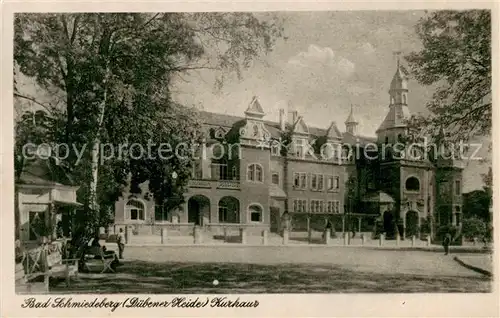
[114,61,464,238]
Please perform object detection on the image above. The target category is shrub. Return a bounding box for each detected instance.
[461,217,487,241]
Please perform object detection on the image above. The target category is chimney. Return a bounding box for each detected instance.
[279,109,286,131]
[288,110,298,126]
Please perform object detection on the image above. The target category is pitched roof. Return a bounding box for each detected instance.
[197,110,376,145]
[376,104,411,132]
[325,121,342,139]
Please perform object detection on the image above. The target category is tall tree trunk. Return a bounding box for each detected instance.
[88,65,110,233]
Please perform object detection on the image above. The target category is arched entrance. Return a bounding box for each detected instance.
[218,196,240,223]
[383,210,395,238]
[188,195,210,225]
[405,211,419,238]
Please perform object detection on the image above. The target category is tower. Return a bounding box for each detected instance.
[345,104,358,135]
[376,56,411,144]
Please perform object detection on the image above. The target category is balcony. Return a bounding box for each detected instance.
[189,163,240,190]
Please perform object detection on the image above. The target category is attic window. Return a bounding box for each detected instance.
[215,129,224,138]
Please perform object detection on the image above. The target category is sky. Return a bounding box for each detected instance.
[15,11,491,192]
[171,11,491,192]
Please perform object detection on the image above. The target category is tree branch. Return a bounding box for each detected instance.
[14,93,53,113]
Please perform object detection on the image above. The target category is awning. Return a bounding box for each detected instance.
[54,200,83,207]
[362,191,395,203]
[269,184,287,199]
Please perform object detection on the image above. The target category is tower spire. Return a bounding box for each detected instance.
[345,104,358,135]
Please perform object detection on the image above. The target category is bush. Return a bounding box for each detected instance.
[461,217,487,241]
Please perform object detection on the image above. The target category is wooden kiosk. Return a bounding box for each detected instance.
[15,158,82,293]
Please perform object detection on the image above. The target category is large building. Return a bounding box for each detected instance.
[113,61,464,238]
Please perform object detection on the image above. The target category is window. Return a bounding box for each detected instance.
[310,200,324,213]
[271,141,280,156]
[249,204,262,222]
[294,172,307,189]
[293,199,308,213]
[253,125,259,137]
[192,161,202,179]
[231,166,239,180]
[272,173,279,185]
[311,174,317,190]
[317,175,324,191]
[455,180,461,196]
[310,174,324,191]
[126,199,145,221]
[247,164,263,182]
[405,177,420,192]
[326,201,340,214]
[327,176,340,191]
[294,138,306,158]
[219,197,239,223]
[385,136,389,144]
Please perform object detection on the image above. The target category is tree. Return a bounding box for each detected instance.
[15,13,284,234]
[405,10,491,142]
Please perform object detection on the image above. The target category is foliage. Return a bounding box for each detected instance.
[14,13,284,235]
[461,217,487,240]
[463,189,491,221]
[436,224,461,245]
[405,10,491,142]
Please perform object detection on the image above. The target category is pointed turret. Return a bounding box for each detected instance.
[345,104,358,135]
[376,57,412,143]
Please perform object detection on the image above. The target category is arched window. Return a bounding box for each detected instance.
[247,164,263,182]
[405,177,420,192]
[385,136,389,144]
[219,196,239,223]
[272,172,279,185]
[126,199,145,221]
[249,204,262,222]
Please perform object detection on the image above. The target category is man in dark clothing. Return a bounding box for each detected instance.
[443,233,452,255]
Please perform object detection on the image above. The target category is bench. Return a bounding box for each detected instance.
[82,246,118,273]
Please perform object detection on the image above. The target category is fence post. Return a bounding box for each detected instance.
[240,228,247,244]
[396,233,400,246]
[125,226,130,244]
[361,233,365,246]
[411,235,416,247]
[161,228,167,244]
[426,235,431,247]
[379,234,384,246]
[262,230,268,245]
[193,226,203,244]
[343,232,349,246]
[283,230,289,245]
[223,227,228,243]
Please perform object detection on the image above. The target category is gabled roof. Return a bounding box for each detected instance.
[292,116,309,134]
[325,121,342,140]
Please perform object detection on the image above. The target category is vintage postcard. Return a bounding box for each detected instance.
[1,1,498,317]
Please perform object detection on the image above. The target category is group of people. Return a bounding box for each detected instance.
[67,227,127,272]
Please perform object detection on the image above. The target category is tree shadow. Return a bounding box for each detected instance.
[50,260,492,294]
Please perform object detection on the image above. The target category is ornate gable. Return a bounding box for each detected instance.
[292,116,309,135]
[325,121,342,140]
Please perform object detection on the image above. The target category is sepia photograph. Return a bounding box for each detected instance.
[10,7,494,302]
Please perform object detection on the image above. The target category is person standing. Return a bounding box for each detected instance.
[443,232,452,255]
[117,228,125,259]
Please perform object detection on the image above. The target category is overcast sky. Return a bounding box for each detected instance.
[171,11,491,192]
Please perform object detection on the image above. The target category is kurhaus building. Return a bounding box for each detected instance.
[114,61,464,238]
